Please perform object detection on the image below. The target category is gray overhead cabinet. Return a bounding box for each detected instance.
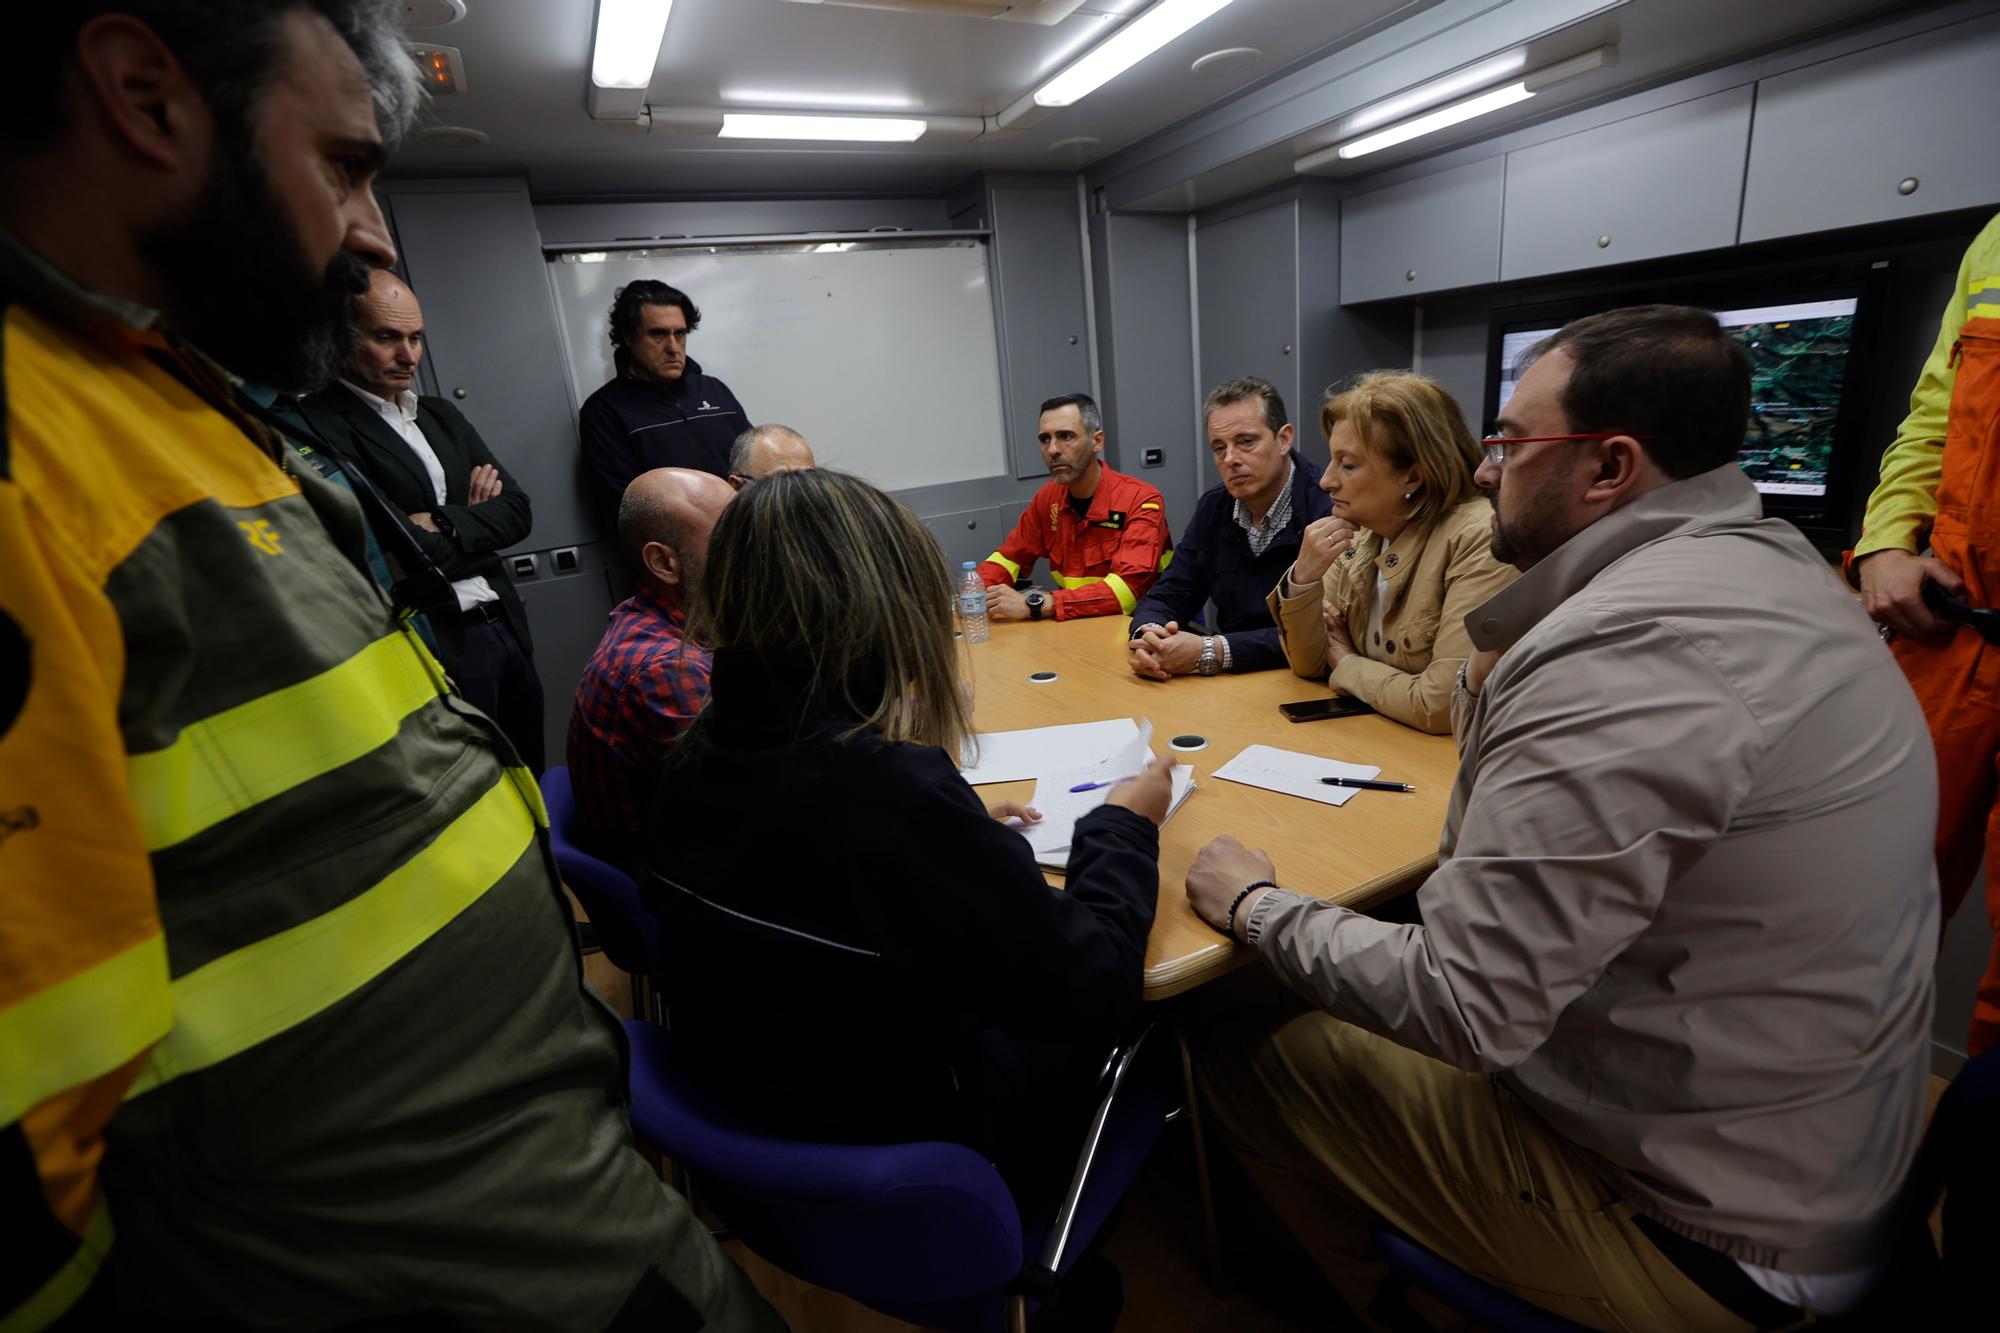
[1339,157,1504,304]
[1500,86,1752,282]
[1740,13,2000,243]
[1332,7,2000,306]
[954,175,1096,482]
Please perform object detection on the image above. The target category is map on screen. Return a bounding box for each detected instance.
[1494,296,1859,498]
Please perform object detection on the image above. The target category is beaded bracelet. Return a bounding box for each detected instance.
[1226,879,1280,941]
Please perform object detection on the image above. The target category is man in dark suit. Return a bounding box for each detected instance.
[299,268,545,770]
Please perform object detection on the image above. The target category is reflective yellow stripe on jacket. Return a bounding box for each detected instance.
[125,772,537,1099]
[126,631,442,852]
[0,936,168,1129]
[1971,274,2000,318]
[1049,570,1131,614]
[0,1200,113,1333]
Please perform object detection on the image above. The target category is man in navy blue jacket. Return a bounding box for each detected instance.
[1128,377,1331,677]
[578,279,752,532]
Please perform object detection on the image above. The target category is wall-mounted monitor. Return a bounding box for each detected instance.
[1483,260,1891,551]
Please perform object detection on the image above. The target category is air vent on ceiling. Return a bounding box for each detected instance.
[778,0,1086,24]
[400,0,465,27]
[415,125,488,148]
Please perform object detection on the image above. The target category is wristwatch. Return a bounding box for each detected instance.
[1197,636,1220,676]
[1026,590,1047,621]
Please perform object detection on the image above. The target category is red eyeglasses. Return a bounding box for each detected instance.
[1479,431,1653,466]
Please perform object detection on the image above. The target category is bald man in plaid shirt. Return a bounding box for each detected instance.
[569,469,735,869]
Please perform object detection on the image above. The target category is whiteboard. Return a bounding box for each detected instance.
[547,240,1007,491]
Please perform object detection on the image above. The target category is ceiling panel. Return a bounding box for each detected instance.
[383,0,1947,204]
[386,0,1432,194]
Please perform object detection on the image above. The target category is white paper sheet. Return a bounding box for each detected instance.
[1211,745,1383,808]
[1024,763,1195,870]
[958,717,1141,786]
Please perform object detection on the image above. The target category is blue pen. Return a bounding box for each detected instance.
[1068,776,1136,793]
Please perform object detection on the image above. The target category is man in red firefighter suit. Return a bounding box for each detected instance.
[980,393,1172,623]
[1853,212,2000,1055]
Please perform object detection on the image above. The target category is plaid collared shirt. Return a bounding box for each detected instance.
[1233,459,1296,557]
[566,586,712,871]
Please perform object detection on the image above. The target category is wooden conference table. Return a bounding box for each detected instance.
[964,618,1460,1000]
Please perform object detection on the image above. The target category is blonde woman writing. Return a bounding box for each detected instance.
[1268,371,1516,734]
[646,468,1172,1215]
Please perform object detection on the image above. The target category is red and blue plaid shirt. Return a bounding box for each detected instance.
[566,586,711,871]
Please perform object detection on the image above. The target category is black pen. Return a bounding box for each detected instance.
[1320,776,1416,793]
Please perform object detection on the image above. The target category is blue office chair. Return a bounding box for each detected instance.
[624,1018,1173,1333]
[1367,1228,1592,1333]
[541,766,662,982]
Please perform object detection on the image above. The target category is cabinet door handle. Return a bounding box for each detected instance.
[453,387,467,399]
[1405,269,1417,282]
[1068,334,1079,346]
[1898,177,1920,196]
[1597,234,1612,249]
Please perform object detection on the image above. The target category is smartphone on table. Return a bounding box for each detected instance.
[1279,696,1375,723]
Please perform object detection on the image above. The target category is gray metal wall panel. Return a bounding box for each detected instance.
[510,542,617,772]
[921,505,1011,574]
[1196,199,1302,428]
[989,183,1096,480]
[1740,13,2000,244]
[1300,183,1414,446]
[1500,86,1753,283]
[1341,157,1506,305]
[1096,211,1201,535]
[1414,292,1494,434]
[387,187,595,549]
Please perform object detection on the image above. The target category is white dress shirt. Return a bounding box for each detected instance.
[341,381,497,614]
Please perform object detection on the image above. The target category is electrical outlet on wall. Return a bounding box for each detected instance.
[1142,448,1164,468]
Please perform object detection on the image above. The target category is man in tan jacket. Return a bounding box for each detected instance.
[1188,306,1937,1329]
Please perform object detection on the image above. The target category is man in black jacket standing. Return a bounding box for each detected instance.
[579,279,752,530]
[1127,376,1331,677]
[300,268,545,770]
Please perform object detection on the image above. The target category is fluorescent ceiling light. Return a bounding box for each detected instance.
[1344,50,1527,135]
[718,113,928,142]
[1319,44,1614,162]
[722,87,918,112]
[1034,0,1237,108]
[592,0,673,90]
[1334,81,1533,159]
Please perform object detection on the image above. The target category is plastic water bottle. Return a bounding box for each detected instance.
[958,561,990,644]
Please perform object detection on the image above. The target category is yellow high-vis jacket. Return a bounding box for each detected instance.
[1852,212,2000,572]
[0,232,677,1329]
